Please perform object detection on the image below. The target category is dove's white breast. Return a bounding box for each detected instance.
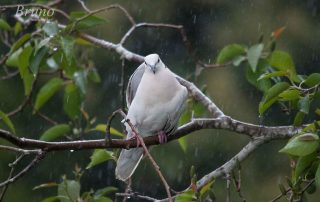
[126,67,187,136]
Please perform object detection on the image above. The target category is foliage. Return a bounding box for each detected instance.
[215,26,320,200]
[0,3,319,202]
[34,166,115,202]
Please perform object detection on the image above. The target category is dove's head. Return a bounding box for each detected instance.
[144,54,164,74]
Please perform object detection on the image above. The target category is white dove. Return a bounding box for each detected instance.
[115,53,188,181]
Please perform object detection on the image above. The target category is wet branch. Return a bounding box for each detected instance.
[0,117,300,151]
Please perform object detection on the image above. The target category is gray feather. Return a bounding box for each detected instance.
[126,64,145,108]
[115,138,143,181]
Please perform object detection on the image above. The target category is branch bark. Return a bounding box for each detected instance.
[0,117,300,151]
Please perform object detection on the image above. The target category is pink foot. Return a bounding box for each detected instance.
[128,133,141,148]
[158,131,167,144]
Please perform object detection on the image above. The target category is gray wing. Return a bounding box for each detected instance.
[126,63,145,108]
[163,87,188,136]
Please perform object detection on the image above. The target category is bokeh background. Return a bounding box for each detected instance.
[0,0,320,201]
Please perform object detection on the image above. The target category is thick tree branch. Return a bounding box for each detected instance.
[0,118,300,151]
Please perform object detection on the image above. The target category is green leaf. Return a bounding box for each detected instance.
[200,180,214,196]
[41,196,61,202]
[0,19,12,31]
[298,95,310,114]
[178,137,187,153]
[316,164,320,188]
[70,12,107,30]
[279,133,319,156]
[247,43,264,72]
[58,180,80,202]
[36,38,51,53]
[294,111,305,126]
[93,186,118,199]
[40,124,71,141]
[6,48,22,68]
[258,71,288,81]
[90,197,113,202]
[216,44,245,64]
[262,82,290,103]
[259,82,290,114]
[19,45,33,70]
[75,38,92,46]
[60,36,75,66]
[175,190,197,202]
[0,110,16,134]
[269,50,296,80]
[73,71,87,94]
[34,78,64,111]
[304,73,320,87]
[16,45,34,96]
[63,84,82,119]
[14,22,22,36]
[232,55,246,66]
[53,50,78,76]
[43,21,59,37]
[279,89,300,101]
[23,72,35,96]
[94,124,123,137]
[30,47,49,74]
[88,68,101,83]
[245,64,272,92]
[294,153,317,182]
[259,97,278,115]
[86,149,115,169]
[10,34,31,53]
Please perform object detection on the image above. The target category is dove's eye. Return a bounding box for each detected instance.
[157,58,160,63]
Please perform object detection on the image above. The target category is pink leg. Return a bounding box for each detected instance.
[128,132,141,147]
[157,130,167,144]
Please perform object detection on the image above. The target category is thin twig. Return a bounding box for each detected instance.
[226,173,231,202]
[269,188,290,202]
[0,70,19,80]
[123,117,173,202]
[77,0,90,13]
[232,169,246,202]
[70,4,135,33]
[0,154,24,201]
[122,178,132,202]
[116,192,157,201]
[300,179,315,195]
[0,151,46,188]
[36,111,58,125]
[0,145,41,154]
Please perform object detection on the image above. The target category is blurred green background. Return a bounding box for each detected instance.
[0,0,320,201]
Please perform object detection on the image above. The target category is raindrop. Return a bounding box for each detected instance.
[194,147,198,157]
[193,15,197,24]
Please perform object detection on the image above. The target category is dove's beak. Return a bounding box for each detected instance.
[151,66,156,74]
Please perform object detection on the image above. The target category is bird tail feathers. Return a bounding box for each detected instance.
[115,147,143,181]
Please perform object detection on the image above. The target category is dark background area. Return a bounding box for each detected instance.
[0,0,320,201]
